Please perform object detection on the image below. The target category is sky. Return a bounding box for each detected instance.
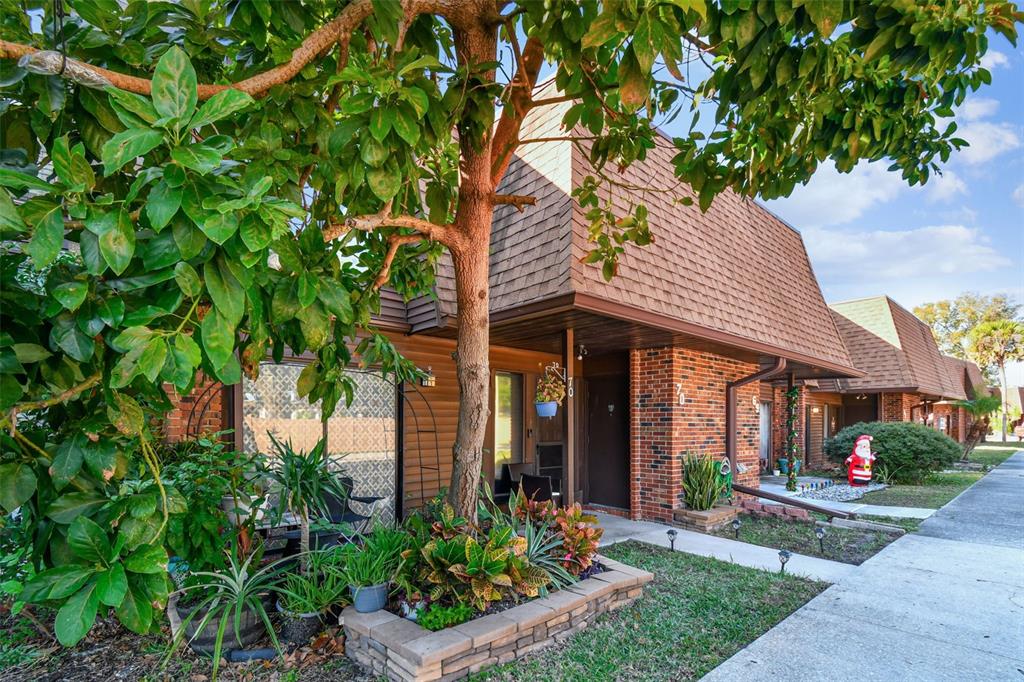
[762,36,1024,383]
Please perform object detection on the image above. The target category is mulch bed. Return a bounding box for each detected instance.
[1,611,370,682]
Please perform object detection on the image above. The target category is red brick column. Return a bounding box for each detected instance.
[629,347,760,523]
[162,374,228,442]
[881,392,917,422]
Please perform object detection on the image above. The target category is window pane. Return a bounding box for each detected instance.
[494,372,523,469]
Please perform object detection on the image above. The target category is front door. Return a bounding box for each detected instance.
[586,375,630,508]
[759,401,772,471]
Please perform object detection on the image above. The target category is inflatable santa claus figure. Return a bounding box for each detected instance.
[845,435,876,486]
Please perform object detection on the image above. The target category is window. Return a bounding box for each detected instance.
[494,372,524,469]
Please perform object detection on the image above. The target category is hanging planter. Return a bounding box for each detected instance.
[535,365,567,418]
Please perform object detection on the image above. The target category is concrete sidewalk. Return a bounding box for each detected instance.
[702,450,1024,681]
[594,511,856,583]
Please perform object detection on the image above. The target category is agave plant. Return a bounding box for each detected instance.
[513,519,574,594]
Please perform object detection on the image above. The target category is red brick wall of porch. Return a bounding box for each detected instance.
[932,403,969,443]
[162,373,227,442]
[881,392,918,422]
[770,384,806,471]
[628,347,760,523]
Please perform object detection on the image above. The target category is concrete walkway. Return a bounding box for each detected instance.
[703,450,1024,681]
[759,481,936,519]
[594,512,856,583]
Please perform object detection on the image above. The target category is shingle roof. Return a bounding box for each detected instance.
[943,355,989,398]
[424,97,855,374]
[818,297,965,398]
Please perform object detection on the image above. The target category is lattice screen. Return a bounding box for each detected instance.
[242,363,397,524]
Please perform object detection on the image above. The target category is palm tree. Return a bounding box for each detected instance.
[969,320,1024,442]
[955,395,1002,460]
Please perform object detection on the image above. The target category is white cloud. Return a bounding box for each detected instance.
[957,121,1022,165]
[766,162,908,228]
[927,170,967,203]
[957,97,1000,122]
[805,224,1011,282]
[980,50,1010,70]
[1013,183,1024,208]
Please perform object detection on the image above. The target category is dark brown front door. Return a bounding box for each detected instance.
[842,394,878,427]
[586,375,630,508]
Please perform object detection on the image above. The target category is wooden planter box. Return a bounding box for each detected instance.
[341,556,653,681]
[673,504,739,533]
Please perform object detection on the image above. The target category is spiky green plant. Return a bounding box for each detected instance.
[682,453,726,512]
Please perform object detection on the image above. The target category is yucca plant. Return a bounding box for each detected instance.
[513,519,573,594]
[681,452,726,511]
[266,434,349,573]
[164,551,285,681]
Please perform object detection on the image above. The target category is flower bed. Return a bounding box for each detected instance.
[342,556,652,681]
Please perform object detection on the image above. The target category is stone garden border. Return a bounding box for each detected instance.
[341,556,654,681]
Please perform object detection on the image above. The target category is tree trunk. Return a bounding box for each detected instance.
[1000,362,1008,442]
[962,416,989,461]
[446,13,497,522]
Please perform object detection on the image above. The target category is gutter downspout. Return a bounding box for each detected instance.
[725,357,787,471]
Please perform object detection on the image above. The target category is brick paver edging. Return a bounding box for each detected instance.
[341,556,654,681]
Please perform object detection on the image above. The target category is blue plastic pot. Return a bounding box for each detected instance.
[778,458,801,475]
[350,583,388,613]
[535,401,558,418]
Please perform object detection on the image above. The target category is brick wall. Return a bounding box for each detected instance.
[162,374,228,442]
[629,347,760,523]
[880,392,918,422]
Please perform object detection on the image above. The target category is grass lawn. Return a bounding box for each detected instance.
[859,471,983,509]
[968,444,1022,468]
[471,541,826,682]
[710,513,900,565]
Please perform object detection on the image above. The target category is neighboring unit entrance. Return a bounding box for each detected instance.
[758,401,772,471]
[585,366,630,509]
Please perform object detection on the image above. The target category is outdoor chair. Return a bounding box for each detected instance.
[519,473,559,505]
[279,476,385,553]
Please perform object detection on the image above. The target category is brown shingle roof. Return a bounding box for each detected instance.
[942,355,989,398]
[425,93,855,375]
[819,297,965,398]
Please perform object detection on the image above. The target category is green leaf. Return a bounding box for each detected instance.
[804,0,843,37]
[197,211,238,245]
[171,214,207,259]
[98,209,136,275]
[46,492,106,524]
[101,128,164,176]
[392,106,420,146]
[123,543,168,574]
[297,271,319,308]
[174,333,202,368]
[52,135,95,190]
[22,565,94,603]
[97,297,125,327]
[27,206,64,269]
[360,137,389,167]
[367,163,402,201]
[52,282,88,311]
[0,375,22,409]
[55,583,100,646]
[50,314,95,362]
[106,87,158,125]
[0,189,27,234]
[83,440,118,481]
[115,575,154,634]
[152,46,198,125]
[108,392,145,436]
[170,145,222,175]
[0,168,53,193]
[145,180,181,231]
[296,361,320,398]
[173,262,202,297]
[205,255,245,325]
[68,516,112,564]
[318,280,353,323]
[239,215,272,251]
[632,13,661,73]
[96,564,128,608]
[369,107,394,142]
[296,301,329,350]
[201,308,235,370]
[402,86,430,117]
[582,13,618,49]
[138,337,168,383]
[189,89,254,130]
[0,462,37,512]
[50,434,87,490]
[12,343,52,363]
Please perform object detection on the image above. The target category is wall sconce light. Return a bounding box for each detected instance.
[420,367,436,388]
[856,393,867,401]
[811,406,820,414]
[751,395,760,409]
[576,344,588,361]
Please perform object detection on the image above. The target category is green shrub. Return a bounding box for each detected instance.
[418,603,474,631]
[824,421,960,484]
[681,453,726,511]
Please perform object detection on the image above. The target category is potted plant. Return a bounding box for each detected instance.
[275,551,348,645]
[267,434,349,573]
[535,371,566,418]
[166,550,284,681]
[345,544,396,613]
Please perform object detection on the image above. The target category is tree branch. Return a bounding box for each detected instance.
[490,35,546,186]
[371,234,422,290]
[323,210,450,243]
[493,193,536,210]
[5,372,102,433]
[0,0,466,100]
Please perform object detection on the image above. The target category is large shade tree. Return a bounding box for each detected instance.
[915,292,1020,370]
[0,0,1020,644]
